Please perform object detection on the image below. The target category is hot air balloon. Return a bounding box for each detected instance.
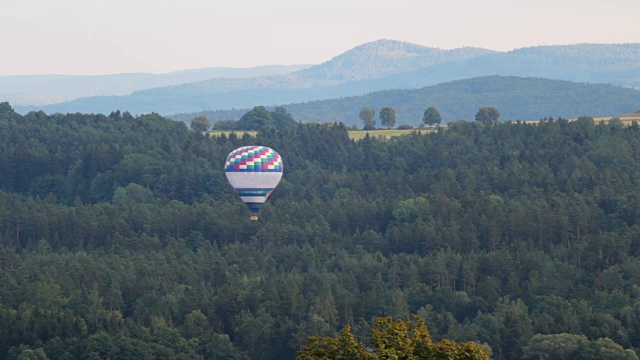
[225,145,283,220]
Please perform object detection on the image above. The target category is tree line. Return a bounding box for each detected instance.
[1,101,640,359]
[356,105,497,129]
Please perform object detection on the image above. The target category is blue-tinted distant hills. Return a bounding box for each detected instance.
[172,76,640,127]
[1,65,311,106]
[368,43,640,89]
[9,40,640,118]
[11,40,497,114]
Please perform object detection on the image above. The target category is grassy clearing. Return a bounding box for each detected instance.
[592,114,640,124]
[541,114,640,124]
[206,130,258,138]
[206,128,436,140]
[205,115,640,141]
[348,128,437,140]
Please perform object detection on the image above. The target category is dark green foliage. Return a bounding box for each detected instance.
[0,102,20,121]
[270,106,298,128]
[423,106,442,126]
[238,106,273,130]
[475,107,500,124]
[379,107,396,128]
[3,108,640,359]
[190,115,210,131]
[212,106,297,131]
[359,108,375,130]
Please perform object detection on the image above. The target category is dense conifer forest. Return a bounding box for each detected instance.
[2,101,640,359]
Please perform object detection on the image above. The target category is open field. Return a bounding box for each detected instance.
[205,114,640,140]
[347,128,437,140]
[206,130,258,137]
[206,128,436,140]
[528,113,640,124]
[592,114,640,124]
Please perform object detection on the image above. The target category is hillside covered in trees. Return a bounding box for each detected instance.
[172,76,640,127]
[2,102,640,359]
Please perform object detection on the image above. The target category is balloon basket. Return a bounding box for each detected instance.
[250,215,259,221]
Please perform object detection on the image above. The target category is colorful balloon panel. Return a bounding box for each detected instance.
[225,146,283,215]
[225,146,283,172]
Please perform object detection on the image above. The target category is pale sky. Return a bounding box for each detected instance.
[1,0,639,75]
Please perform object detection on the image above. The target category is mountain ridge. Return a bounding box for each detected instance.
[10,41,640,116]
[0,65,311,106]
[8,40,498,112]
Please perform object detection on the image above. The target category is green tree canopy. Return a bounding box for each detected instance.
[190,115,211,132]
[237,106,274,130]
[359,107,375,130]
[475,107,500,124]
[298,316,490,360]
[379,106,397,129]
[0,102,15,115]
[0,101,20,121]
[522,334,638,360]
[423,106,442,126]
[271,106,298,128]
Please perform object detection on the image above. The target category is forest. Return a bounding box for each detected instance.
[1,100,640,359]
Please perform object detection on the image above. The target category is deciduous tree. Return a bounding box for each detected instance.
[423,107,442,126]
[380,107,397,128]
[190,115,211,132]
[359,108,375,130]
[237,106,273,130]
[475,107,500,124]
[298,316,490,359]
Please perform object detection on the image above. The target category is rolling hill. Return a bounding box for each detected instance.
[10,41,640,117]
[0,65,311,106]
[171,76,640,127]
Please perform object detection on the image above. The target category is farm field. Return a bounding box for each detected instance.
[530,113,640,124]
[593,113,640,123]
[207,128,438,140]
[347,128,437,140]
[205,114,640,140]
[206,130,258,137]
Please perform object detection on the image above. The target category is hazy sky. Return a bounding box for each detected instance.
[2,0,639,75]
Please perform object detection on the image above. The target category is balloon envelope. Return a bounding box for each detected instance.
[225,146,283,216]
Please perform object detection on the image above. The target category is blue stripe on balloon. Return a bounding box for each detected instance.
[225,168,283,173]
[245,203,264,213]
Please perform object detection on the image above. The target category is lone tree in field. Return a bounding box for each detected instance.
[380,106,397,128]
[190,115,210,131]
[423,106,442,126]
[237,105,274,130]
[475,107,500,124]
[298,315,490,360]
[359,107,376,130]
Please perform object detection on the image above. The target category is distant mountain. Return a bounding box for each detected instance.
[13,40,495,115]
[296,39,496,81]
[12,41,640,116]
[361,43,640,90]
[0,65,310,106]
[172,76,640,126]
